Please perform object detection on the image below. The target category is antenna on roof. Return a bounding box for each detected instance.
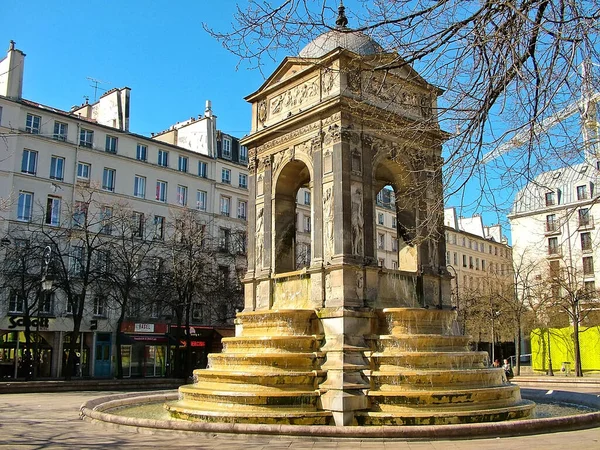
[86,76,109,102]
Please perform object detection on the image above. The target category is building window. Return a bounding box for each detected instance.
[45,196,61,226]
[156,181,167,202]
[475,258,480,270]
[581,232,592,252]
[548,237,559,255]
[158,149,169,167]
[378,233,385,250]
[17,191,33,222]
[453,252,458,265]
[237,200,247,220]
[69,246,83,277]
[583,256,594,275]
[100,206,113,234]
[178,155,188,172]
[77,162,90,180]
[469,256,474,269]
[239,173,248,189]
[73,201,88,228]
[577,185,588,201]
[392,238,398,252]
[21,149,37,175]
[93,297,106,317]
[378,259,385,268]
[545,191,556,206]
[39,292,54,315]
[198,161,207,178]
[546,214,557,232]
[221,168,231,184]
[578,208,591,227]
[482,260,486,271]
[79,128,94,148]
[240,146,248,162]
[53,121,68,141]
[154,215,165,240]
[304,191,311,205]
[392,217,397,229]
[196,190,207,211]
[219,228,231,251]
[462,254,467,268]
[132,212,144,238]
[49,156,65,181]
[8,291,24,314]
[136,144,147,161]
[102,168,116,192]
[304,216,311,232]
[105,135,118,153]
[220,196,231,216]
[25,113,41,134]
[378,213,384,225]
[222,137,232,158]
[134,175,146,198]
[177,185,188,206]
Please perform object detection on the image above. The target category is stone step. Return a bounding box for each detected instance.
[367,384,521,409]
[237,309,317,337]
[356,400,535,426]
[371,351,489,370]
[369,368,505,390]
[208,352,325,372]
[222,335,323,353]
[378,308,457,335]
[193,369,325,387]
[372,334,470,352]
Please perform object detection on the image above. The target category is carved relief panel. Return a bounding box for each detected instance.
[351,182,364,256]
[323,184,334,260]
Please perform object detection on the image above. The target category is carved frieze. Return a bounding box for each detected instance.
[256,120,321,154]
[270,78,319,116]
[323,124,341,146]
[362,72,433,119]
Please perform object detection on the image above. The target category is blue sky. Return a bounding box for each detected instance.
[2,1,270,138]
[4,1,581,242]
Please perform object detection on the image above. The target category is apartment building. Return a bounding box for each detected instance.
[444,208,514,309]
[0,42,247,379]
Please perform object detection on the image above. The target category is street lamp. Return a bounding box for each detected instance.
[32,246,52,380]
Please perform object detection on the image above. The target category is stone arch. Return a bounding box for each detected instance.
[273,159,312,273]
[372,153,418,272]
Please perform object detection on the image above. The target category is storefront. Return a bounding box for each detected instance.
[169,325,234,374]
[120,322,168,377]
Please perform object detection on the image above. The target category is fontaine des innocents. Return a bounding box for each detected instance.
[165,12,535,427]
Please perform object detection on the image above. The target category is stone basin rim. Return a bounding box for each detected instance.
[80,388,600,439]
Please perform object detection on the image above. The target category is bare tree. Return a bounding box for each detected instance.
[207,1,600,214]
[100,205,157,379]
[538,256,600,376]
[36,186,110,380]
[0,234,45,379]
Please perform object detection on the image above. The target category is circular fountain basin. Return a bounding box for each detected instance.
[80,388,600,439]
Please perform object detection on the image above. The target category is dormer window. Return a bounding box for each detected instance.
[222,137,232,159]
[577,185,588,201]
[545,191,555,206]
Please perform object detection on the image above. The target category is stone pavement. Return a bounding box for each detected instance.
[0,389,599,450]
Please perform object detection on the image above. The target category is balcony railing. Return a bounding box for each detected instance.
[547,246,562,257]
[545,222,560,234]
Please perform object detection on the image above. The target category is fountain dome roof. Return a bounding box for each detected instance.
[299,29,384,59]
[299,2,384,59]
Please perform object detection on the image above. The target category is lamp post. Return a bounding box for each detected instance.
[33,246,52,380]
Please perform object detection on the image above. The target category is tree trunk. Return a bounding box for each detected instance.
[573,306,583,377]
[515,318,522,376]
[115,310,126,379]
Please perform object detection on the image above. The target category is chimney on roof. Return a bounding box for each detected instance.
[0,40,25,99]
[205,100,212,118]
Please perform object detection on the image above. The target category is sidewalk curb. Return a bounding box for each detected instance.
[0,378,186,394]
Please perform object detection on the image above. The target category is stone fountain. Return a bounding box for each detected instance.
[166,5,535,427]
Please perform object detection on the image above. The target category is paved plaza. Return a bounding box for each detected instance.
[0,387,599,449]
